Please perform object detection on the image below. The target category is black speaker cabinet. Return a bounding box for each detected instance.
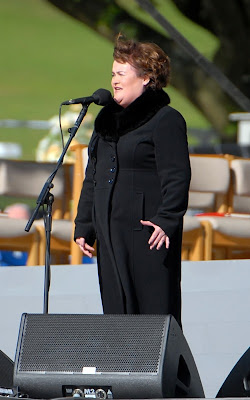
[216,347,250,397]
[0,350,14,388]
[13,313,204,399]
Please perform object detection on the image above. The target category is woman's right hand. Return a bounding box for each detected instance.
[75,237,95,258]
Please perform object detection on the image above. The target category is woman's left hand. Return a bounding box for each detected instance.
[140,220,170,250]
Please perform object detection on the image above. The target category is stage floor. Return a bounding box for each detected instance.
[0,259,249,398]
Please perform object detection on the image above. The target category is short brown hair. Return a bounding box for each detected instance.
[113,36,171,89]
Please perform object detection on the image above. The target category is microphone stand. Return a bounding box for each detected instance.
[25,104,89,314]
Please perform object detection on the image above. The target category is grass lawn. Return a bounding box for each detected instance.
[0,0,216,160]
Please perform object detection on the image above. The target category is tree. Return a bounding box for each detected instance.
[46,0,250,141]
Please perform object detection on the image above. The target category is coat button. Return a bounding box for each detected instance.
[111,155,116,162]
[108,178,114,184]
[110,167,116,173]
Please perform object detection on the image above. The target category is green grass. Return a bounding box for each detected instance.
[0,0,213,160]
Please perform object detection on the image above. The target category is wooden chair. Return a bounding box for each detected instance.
[0,159,71,266]
[182,215,204,261]
[182,154,231,261]
[0,216,39,266]
[198,157,250,260]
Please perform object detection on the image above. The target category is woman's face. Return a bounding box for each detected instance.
[111,60,149,108]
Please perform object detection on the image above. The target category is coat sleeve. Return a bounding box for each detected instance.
[150,107,191,238]
[74,133,97,246]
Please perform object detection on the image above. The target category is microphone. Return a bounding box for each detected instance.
[61,88,112,106]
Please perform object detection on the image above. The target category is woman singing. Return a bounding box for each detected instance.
[74,36,191,326]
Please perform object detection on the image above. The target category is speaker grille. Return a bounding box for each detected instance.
[16,314,168,374]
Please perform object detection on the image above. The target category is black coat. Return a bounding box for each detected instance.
[74,88,191,324]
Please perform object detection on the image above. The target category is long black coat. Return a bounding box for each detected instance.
[74,89,191,325]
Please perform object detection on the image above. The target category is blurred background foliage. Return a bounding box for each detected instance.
[1,0,248,161]
[0,0,220,160]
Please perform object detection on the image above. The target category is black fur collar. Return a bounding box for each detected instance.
[94,88,170,142]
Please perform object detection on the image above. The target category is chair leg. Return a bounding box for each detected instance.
[26,231,39,266]
[35,225,46,265]
[189,233,204,261]
[71,240,83,265]
[200,220,213,261]
[181,248,189,261]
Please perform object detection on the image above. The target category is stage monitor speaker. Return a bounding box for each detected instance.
[216,347,250,397]
[13,313,204,399]
[0,350,14,388]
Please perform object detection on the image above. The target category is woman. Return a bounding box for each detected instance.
[74,37,191,325]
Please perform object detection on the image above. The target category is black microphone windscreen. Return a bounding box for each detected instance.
[92,89,112,106]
